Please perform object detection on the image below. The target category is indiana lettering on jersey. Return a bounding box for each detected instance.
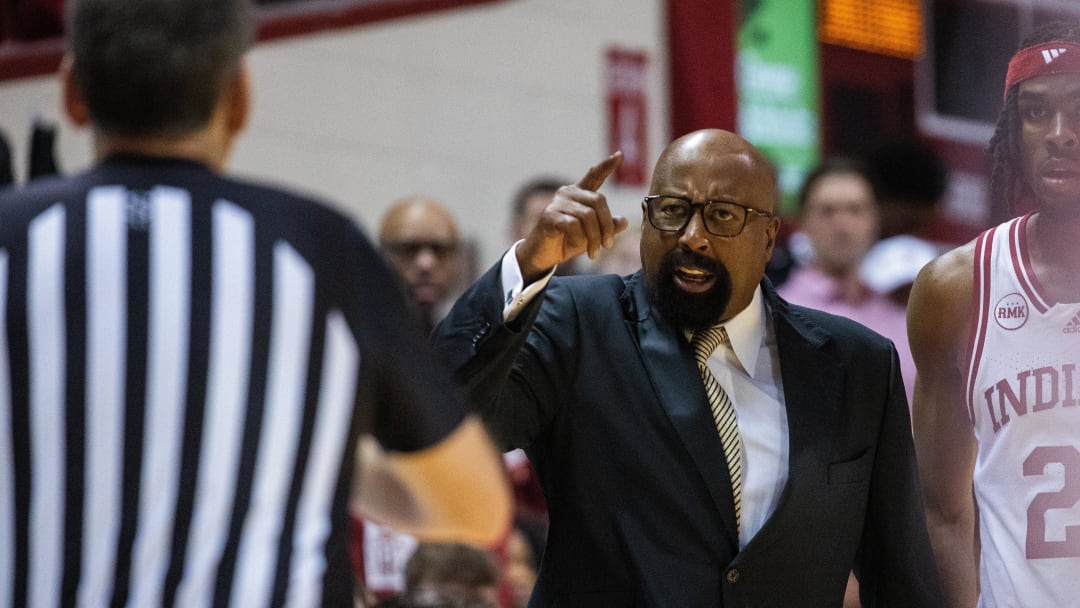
[983,363,1079,432]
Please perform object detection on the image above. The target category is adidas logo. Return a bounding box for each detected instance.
[1043,48,1069,64]
[1063,312,1080,334]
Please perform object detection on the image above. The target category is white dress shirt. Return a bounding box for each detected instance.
[697,286,789,549]
[500,245,790,549]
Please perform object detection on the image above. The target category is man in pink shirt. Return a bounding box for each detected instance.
[779,157,916,405]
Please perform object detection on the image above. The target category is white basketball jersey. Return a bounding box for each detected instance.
[966,214,1080,608]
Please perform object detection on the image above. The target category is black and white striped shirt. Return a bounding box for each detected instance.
[0,155,467,607]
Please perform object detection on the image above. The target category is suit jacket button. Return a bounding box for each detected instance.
[472,322,491,345]
[726,569,740,584]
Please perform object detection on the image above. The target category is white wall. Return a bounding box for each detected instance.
[0,0,669,269]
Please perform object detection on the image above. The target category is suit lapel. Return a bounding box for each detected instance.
[623,274,741,549]
[742,287,844,551]
[768,292,843,472]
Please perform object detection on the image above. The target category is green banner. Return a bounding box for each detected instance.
[737,0,819,214]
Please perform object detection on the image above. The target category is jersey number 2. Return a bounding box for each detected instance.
[1024,446,1080,559]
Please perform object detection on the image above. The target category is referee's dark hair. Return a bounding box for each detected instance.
[66,0,255,138]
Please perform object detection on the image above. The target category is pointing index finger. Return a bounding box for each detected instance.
[576,151,624,192]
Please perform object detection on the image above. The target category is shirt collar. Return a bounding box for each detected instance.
[721,285,766,377]
[683,285,767,376]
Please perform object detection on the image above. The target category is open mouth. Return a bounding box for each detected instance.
[673,265,717,293]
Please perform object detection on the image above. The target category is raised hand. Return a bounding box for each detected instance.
[516,151,629,282]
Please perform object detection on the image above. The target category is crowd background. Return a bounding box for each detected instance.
[0,0,668,274]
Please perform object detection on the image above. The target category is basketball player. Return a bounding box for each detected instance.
[909,21,1080,607]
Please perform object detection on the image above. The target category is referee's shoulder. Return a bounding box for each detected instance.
[221,172,338,212]
[0,172,93,237]
[0,171,85,205]
[223,171,360,228]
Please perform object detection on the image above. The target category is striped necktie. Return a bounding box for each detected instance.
[691,325,742,531]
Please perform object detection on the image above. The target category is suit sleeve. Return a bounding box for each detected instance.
[337,219,469,452]
[432,260,574,451]
[858,344,945,607]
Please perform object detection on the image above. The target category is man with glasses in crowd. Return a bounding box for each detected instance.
[433,128,943,607]
[379,195,463,335]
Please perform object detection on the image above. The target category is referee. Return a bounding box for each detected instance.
[0,1,510,606]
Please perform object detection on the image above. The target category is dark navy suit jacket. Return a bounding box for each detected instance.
[434,265,943,607]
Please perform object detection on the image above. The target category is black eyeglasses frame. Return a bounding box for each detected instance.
[642,195,773,237]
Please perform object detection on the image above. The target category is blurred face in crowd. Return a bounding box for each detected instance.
[511,190,558,242]
[640,129,779,331]
[594,223,642,276]
[1018,72,1080,214]
[405,543,500,608]
[800,171,879,278]
[379,197,460,318]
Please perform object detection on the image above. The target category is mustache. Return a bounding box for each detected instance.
[662,249,723,274]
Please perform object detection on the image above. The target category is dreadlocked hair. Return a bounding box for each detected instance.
[988,20,1080,216]
[988,89,1022,216]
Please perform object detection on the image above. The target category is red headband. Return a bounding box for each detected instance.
[1004,41,1080,100]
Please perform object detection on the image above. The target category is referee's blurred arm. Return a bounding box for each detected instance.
[352,416,511,547]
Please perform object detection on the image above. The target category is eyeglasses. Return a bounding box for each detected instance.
[382,240,458,261]
[643,195,773,237]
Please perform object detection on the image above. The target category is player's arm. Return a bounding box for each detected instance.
[352,415,510,546]
[908,246,979,608]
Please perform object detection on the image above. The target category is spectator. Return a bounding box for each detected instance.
[778,156,916,405]
[379,196,462,334]
[374,542,499,608]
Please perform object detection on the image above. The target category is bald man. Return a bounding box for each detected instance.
[379,196,461,333]
[433,130,942,606]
